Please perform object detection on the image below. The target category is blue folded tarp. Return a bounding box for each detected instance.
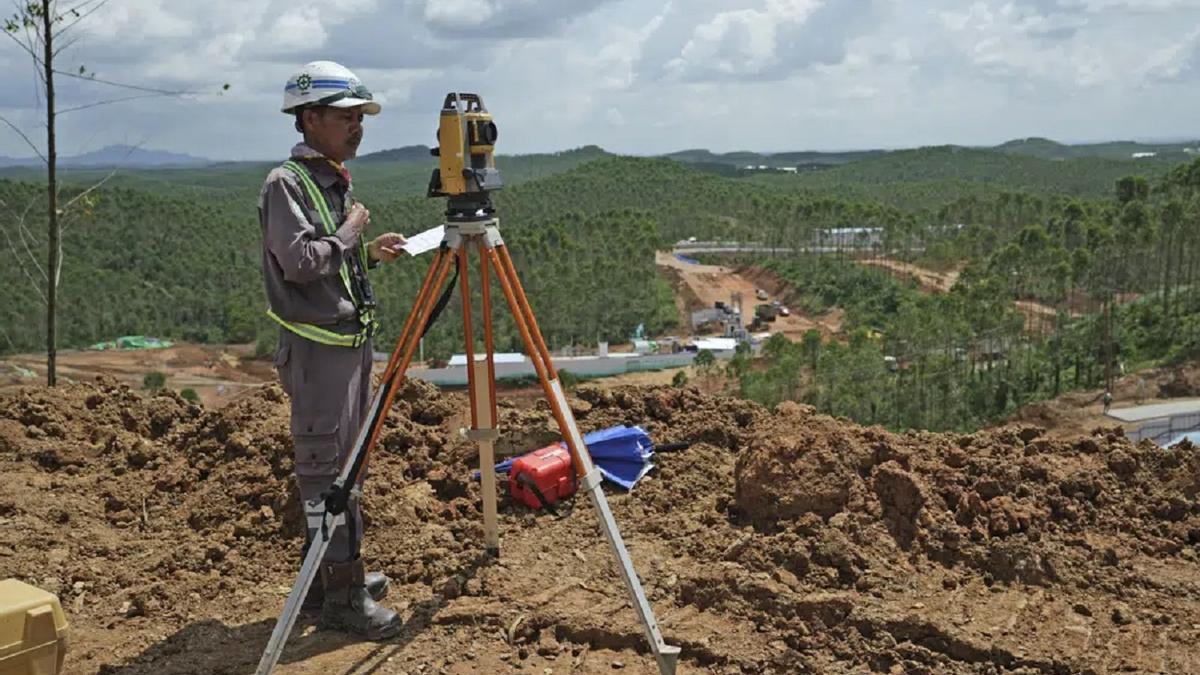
[482,425,657,490]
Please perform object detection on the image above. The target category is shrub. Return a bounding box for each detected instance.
[143,371,167,390]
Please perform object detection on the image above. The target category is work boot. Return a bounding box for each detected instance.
[318,558,402,640]
[303,568,389,611]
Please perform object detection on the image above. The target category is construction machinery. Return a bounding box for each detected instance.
[256,93,680,675]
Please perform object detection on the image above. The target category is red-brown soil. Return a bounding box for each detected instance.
[3,379,1200,673]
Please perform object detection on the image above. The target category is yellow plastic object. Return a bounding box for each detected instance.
[0,580,69,675]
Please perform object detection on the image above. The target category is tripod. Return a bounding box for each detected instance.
[256,211,681,675]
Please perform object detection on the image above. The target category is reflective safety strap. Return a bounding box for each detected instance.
[281,160,358,306]
[268,160,377,348]
[267,309,361,348]
[282,160,378,334]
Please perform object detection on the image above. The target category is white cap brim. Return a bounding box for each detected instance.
[328,97,381,115]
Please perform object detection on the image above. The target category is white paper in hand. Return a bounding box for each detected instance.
[400,225,445,257]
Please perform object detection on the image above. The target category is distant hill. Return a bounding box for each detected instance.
[0,144,619,205]
[358,144,612,166]
[993,137,1200,162]
[356,145,434,163]
[744,144,1178,209]
[0,144,211,168]
[663,148,883,168]
[663,138,1199,170]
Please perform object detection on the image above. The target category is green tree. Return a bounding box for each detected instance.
[1115,175,1149,204]
[801,329,822,371]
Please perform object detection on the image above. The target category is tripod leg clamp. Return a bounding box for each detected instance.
[580,468,603,493]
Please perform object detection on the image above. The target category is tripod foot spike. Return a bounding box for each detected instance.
[655,645,681,675]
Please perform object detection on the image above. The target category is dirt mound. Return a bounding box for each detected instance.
[727,404,1200,670]
[3,378,1200,674]
[1159,367,1200,397]
[1007,359,1200,437]
[734,402,867,522]
[737,406,1200,570]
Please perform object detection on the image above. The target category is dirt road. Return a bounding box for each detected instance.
[859,258,959,294]
[2,344,273,408]
[858,258,1079,333]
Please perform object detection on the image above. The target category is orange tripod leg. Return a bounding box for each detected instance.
[383,247,447,382]
[466,238,500,554]
[255,242,459,674]
[459,246,479,429]
[496,245,559,378]
[486,248,559,408]
[485,242,681,675]
[356,246,456,483]
[478,240,499,426]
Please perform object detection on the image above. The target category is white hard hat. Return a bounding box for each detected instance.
[281,61,381,115]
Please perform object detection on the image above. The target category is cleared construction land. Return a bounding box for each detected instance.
[4,377,1200,673]
[657,251,844,340]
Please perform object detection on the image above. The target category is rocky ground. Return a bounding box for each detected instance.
[2,377,1200,674]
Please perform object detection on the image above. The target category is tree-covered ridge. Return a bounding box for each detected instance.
[727,166,1200,432]
[0,174,683,360]
[995,137,1199,162]
[0,152,919,359]
[4,147,1198,437]
[746,146,1174,208]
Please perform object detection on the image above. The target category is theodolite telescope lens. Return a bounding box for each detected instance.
[480,121,498,145]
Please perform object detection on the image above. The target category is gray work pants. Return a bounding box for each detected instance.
[274,328,372,562]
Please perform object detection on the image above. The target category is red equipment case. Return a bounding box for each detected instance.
[509,444,576,510]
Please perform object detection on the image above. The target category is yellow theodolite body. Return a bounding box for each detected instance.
[428,93,503,200]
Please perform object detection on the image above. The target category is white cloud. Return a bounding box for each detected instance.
[263,7,329,52]
[641,0,887,83]
[1063,0,1200,10]
[82,0,197,40]
[421,0,496,30]
[0,0,1198,160]
[933,1,1169,87]
[1141,26,1200,80]
[666,4,802,79]
[407,0,619,37]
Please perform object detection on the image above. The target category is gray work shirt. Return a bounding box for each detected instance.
[259,143,364,328]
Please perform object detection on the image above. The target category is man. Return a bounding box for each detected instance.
[259,60,405,640]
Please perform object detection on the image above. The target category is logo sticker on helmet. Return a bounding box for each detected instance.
[297,74,312,92]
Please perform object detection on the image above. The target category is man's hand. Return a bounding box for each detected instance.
[368,232,407,263]
[344,202,371,236]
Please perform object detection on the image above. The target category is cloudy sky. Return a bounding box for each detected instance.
[0,0,1198,160]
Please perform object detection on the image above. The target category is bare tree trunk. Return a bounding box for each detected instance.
[1161,227,1173,320]
[43,0,58,386]
[1103,295,1113,393]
